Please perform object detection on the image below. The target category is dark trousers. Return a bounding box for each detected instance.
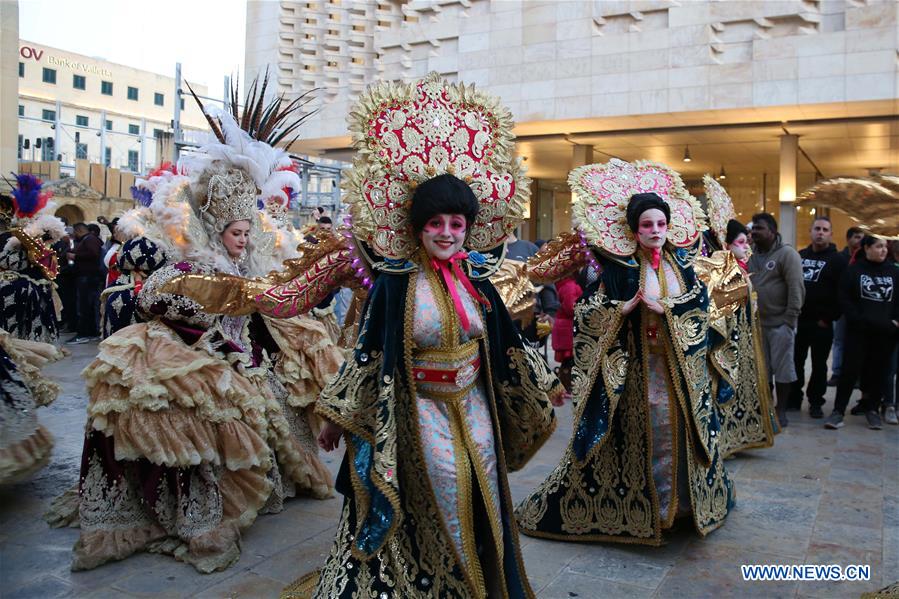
[833,326,897,414]
[884,345,899,408]
[789,320,833,409]
[75,274,102,338]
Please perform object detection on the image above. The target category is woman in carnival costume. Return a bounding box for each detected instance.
[165,73,564,598]
[516,159,734,546]
[98,168,173,338]
[47,80,342,573]
[0,175,65,343]
[694,175,778,457]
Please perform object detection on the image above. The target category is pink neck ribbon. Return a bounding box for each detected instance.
[431,251,489,333]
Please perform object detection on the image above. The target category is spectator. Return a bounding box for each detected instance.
[789,216,847,418]
[748,212,805,428]
[52,229,77,333]
[66,222,104,343]
[829,226,866,386]
[505,230,560,342]
[825,236,899,430]
[551,275,581,395]
[883,240,899,425]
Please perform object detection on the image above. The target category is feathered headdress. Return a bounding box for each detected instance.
[7,173,52,218]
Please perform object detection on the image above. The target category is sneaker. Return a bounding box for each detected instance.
[884,406,898,425]
[809,405,824,419]
[850,402,865,416]
[826,375,839,387]
[66,336,90,345]
[824,413,844,429]
[866,411,883,430]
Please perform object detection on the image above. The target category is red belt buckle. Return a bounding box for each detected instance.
[413,356,480,387]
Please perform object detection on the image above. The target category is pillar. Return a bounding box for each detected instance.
[0,1,17,188]
[778,134,798,247]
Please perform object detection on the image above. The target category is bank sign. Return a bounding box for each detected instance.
[20,45,113,77]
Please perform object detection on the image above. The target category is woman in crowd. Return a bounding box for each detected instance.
[516,159,734,546]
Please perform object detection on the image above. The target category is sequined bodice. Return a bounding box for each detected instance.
[412,268,484,349]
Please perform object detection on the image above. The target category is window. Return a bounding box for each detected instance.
[18,62,24,77]
[17,134,23,159]
[128,124,140,135]
[104,147,111,167]
[153,128,164,138]
[42,67,56,84]
[101,80,113,95]
[154,92,164,106]
[41,109,56,122]
[180,97,185,110]
[73,74,86,90]
[76,115,89,127]
[105,120,112,131]
[42,138,54,161]
[18,105,24,117]
[127,86,139,101]
[127,150,139,172]
[76,142,88,160]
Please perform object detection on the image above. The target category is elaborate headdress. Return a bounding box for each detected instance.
[1,174,65,278]
[344,72,529,262]
[703,174,737,248]
[568,158,705,259]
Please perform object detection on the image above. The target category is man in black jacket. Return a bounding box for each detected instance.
[829,226,866,386]
[66,222,104,343]
[789,217,847,417]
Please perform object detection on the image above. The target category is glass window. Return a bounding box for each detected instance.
[128,124,140,135]
[42,139,54,161]
[154,92,164,106]
[104,147,111,167]
[180,97,185,110]
[18,105,24,117]
[18,62,24,77]
[76,142,88,160]
[41,109,56,122]
[76,115,89,127]
[105,120,112,131]
[127,150,139,172]
[127,86,139,101]
[101,80,113,95]
[153,128,164,138]
[73,74,86,90]
[17,134,23,159]
[42,67,56,84]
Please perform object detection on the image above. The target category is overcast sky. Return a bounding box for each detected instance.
[19,0,247,99]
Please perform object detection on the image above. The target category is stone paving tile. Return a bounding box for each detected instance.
[3,574,74,599]
[799,541,883,597]
[537,570,654,598]
[195,571,289,599]
[248,529,335,585]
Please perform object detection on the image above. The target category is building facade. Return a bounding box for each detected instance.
[16,40,210,176]
[245,0,899,244]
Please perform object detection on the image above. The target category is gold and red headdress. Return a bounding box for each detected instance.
[568,158,705,259]
[344,72,528,261]
[703,174,736,248]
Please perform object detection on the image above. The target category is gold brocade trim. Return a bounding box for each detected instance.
[519,526,665,547]
[0,270,55,287]
[751,300,778,441]
[639,302,665,542]
[413,338,480,363]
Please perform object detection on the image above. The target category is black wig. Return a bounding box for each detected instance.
[626,193,670,233]
[725,219,749,245]
[409,174,479,236]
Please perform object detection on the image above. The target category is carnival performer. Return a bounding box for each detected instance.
[99,174,171,338]
[46,79,341,573]
[694,176,778,457]
[516,159,734,546]
[164,73,563,598]
[0,325,64,483]
[0,176,65,343]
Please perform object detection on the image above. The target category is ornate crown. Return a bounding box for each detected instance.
[344,72,529,260]
[200,167,258,233]
[703,175,737,248]
[569,158,706,258]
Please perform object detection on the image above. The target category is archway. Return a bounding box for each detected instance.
[55,204,85,226]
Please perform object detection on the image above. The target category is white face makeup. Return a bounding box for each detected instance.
[222,220,251,258]
[420,213,467,262]
[636,208,668,250]
[728,232,749,260]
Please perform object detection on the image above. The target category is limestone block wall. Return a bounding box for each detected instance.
[245,0,899,141]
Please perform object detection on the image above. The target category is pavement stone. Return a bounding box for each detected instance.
[0,340,896,598]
